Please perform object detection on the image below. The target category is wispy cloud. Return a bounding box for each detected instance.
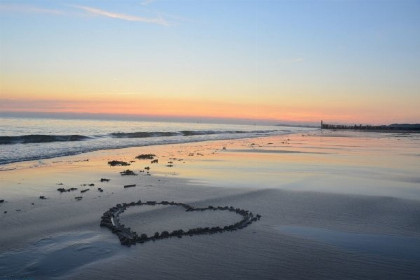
[73,5,168,26]
[0,4,64,15]
[1,3,173,26]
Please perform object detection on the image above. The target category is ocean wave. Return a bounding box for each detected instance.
[110,132,179,138]
[0,135,91,145]
[110,130,275,138]
[0,130,279,145]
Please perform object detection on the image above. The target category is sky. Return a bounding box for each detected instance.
[1,0,419,124]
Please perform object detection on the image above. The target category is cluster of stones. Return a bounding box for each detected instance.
[108,160,130,166]
[100,200,261,247]
[136,154,156,160]
[57,187,78,193]
[120,169,137,176]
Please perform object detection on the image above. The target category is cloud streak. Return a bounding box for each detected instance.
[73,5,168,26]
[0,4,64,15]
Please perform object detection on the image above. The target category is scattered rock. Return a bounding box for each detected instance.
[144,166,150,170]
[98,188,104,192]
[0,199,4,203]
[151,159,158,164]
[80,189,89,193]
[108,160,130,166]
[75,196,83,201]
[39,196,46,200]
[136,154,156,160]
[89,183,95,186]
[100,178,110,182]
[120,169,137,176]
[123,184,136,189]
[166,164,173,167]
[57,187,78,193]
[3,211,6,214]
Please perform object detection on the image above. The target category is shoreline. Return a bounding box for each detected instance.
[0,130,309,168]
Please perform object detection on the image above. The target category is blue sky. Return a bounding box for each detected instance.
[1,0,419,123]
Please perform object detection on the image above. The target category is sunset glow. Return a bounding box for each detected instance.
[1,1,419,124]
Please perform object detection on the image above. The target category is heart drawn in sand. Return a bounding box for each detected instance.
[100,200,261,246]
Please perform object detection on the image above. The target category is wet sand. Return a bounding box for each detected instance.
[1,131,420,279]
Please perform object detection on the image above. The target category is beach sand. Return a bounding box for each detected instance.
[1,131,420,279]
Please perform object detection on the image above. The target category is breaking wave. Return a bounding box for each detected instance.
[2,130,276,145]
[0,135,91,145]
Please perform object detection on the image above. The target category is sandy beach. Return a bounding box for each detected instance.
[1,131,420,280]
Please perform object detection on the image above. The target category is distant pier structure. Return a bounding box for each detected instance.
[320,121,420,132]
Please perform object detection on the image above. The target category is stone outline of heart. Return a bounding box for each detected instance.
[100,200,261,246]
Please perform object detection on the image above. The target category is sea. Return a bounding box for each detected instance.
[0,116,315,165]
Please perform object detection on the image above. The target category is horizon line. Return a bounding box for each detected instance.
[0,111,320,126]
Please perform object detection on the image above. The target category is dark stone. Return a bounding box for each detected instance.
[0,199,4,203]
[136,154,156,160]
[81,189,89,193]
[123,184,136,189]
[108,160,130,166]
[39,196,46,199]
[100,178,110,182]
[75,196,83,200]
[120,169,137,176]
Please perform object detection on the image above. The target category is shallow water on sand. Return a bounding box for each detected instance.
[160,131,420,200]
